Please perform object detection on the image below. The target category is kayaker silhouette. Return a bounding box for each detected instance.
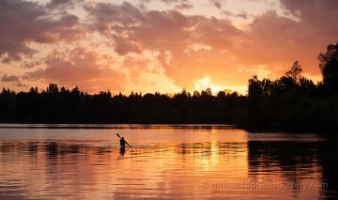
[116,133,131,156]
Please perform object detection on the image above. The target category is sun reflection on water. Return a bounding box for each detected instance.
[0,125,336,199]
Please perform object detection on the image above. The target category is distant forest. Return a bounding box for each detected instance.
[1,42,338,132]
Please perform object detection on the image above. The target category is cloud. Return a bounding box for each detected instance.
[121,54,182,93]
[2,0,337,94]
[24,47,124,93]
[162,0,180,4]
[0,0,83,63]
[229,10,326,79]
[211,0,222,9]
[140,0,193,10]
[0,39,37,63]
[46,0,84,10]
[84,2,145,34]
[20,61,41,68]
[234,11,305,64]
[0,74,26,88]
[279,0,338,37]
[85,2,245,89]
[230,0,338,78]
[113,35,142,56]
[15,81,28,87]
[175,3,193,10]
[85,2,191,48]
[1,74,19,82]
[222,11,249,19]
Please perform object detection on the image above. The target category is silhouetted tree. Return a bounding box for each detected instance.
[261,78,273,96]
[285,61,303,84]
[216,91,226,98]
[318,42,338,94]
[201,87,212,97]
[46,83,59,94]
[0,88,16,121]
[247,76,264,127]
[279,76,297,93]
[248,76,263,98]
[192,90,200,97]
[298,77,316,94]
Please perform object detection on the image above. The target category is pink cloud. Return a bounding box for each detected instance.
[175,3,193,10]
[24,47,124,93]
[231,1,338,77]
[113,35,142,56]
[0,0,83,62]
[46,0,84,10]
[1,74,19,82]
[85,2,246,89]
[2,0,338,94]
[279,0,338,37]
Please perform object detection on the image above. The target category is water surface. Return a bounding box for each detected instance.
[0,124,337,199]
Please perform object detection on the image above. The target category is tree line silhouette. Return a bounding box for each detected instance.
[240,42,338,131]
[0,84,245,124]
[1,42,338,131]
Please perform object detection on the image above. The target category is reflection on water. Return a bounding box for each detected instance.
[0,125,337,199]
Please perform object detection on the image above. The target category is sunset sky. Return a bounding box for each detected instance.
[1,0,337,95]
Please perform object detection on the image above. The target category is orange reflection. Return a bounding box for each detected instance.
[0,136,330,199]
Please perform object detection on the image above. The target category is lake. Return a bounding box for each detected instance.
[0,124,337,200]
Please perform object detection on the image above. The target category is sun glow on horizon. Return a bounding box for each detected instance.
[194,75,247,95]
[0,0,334,96]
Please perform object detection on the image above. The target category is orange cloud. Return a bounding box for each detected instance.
[1,0,337,94]
[24,47,124,93]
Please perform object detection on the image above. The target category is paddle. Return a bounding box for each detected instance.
[116,133,131,147]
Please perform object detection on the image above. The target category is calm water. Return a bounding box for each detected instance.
[0,124,337,200]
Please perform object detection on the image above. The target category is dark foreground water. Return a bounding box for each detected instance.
[0,124,337,200]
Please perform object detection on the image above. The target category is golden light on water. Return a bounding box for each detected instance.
[0,126,334,199]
